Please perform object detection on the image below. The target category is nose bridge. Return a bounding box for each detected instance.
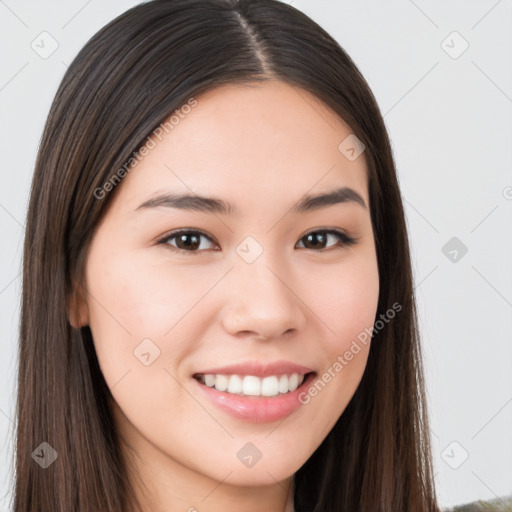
[222,237,303,338]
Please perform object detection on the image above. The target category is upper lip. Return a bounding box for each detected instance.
[194,360,315,378]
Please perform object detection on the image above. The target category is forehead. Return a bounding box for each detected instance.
[112,80,369,212]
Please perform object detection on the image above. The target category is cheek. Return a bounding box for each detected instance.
[297,251,379,432]
[84,250,203,421]
[86,249,216,340]
[84,245,228,396]
[310,253,380,356]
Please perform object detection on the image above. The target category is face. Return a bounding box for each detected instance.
[74,80,379,495]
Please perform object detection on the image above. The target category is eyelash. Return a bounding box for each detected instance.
[157,228,358,254]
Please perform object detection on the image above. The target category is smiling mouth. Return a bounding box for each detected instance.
[193,372,316,397]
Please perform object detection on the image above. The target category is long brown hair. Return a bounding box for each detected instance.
[14,0,439,510]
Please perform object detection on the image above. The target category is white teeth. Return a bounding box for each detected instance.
[278,375,289,394]
[227,375,243,394]
[215,374,229,392]
[204,374,215,387]
[261,376,279,397]
[288,373,300,392]
[242,376,261,396]
[199,372,308,397]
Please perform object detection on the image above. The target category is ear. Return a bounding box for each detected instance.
[67,280,90,329]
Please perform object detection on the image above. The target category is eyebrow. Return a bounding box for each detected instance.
[135,186,367,215]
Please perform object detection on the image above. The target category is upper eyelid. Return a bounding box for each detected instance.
[158,228,216,244]
[156,228,219,251]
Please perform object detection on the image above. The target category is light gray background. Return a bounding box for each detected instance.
[1,0,511,509]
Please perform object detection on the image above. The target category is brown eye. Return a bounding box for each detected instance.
[296,230,356,251]
[158,228,356,254]
[159,230,218,253]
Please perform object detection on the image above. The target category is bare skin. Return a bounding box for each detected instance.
[71,79,380,512]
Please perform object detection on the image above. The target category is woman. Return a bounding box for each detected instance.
[14,0,439,510]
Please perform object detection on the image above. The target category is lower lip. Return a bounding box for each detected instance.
[193,373,316,423]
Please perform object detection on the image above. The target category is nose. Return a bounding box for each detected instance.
[221,253,307,341]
